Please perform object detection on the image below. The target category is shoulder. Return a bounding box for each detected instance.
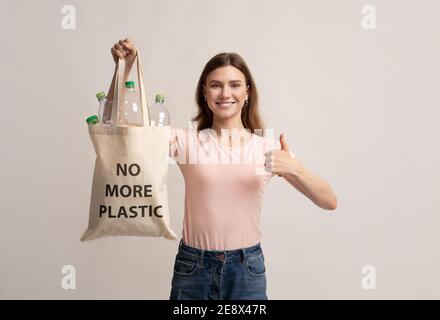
[170,127,208,148]
[250,131,278,153]
[170,127,193,141]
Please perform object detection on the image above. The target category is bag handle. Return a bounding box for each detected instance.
[112,51,150,127]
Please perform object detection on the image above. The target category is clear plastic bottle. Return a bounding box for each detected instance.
[149,93,170,127]
[86,115,99,126]
[96,92,111,124]
[122,81,143,126]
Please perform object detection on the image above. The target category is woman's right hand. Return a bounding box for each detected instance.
[111,38,137,68]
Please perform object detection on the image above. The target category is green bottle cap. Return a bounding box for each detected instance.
[125,81,135,88]
[86,115,99,125]
[155,93,165,103]
[96,92,106,101]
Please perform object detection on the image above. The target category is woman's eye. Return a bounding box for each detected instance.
[211,84,219,88]
[232,84,241,88]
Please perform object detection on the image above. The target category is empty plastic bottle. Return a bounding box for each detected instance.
[96,92,111,124]
[122,81,143,126]
[149,93,170,127]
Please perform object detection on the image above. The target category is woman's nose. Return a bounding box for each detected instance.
[220,87,231,98]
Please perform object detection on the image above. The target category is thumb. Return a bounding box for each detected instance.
[280,133,289,151]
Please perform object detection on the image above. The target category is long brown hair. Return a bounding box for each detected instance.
[192,53,265,136]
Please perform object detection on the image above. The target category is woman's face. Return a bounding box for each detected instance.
[203,66,249,121]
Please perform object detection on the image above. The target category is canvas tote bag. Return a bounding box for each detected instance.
[81,53,177,241]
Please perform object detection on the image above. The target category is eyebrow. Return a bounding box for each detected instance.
[209,80,243,84]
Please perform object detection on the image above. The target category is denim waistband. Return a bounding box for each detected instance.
[177,239,262,265]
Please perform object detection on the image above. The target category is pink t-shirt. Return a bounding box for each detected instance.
[169,127,278,250]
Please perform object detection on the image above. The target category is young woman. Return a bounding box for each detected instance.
[108,38,338,300]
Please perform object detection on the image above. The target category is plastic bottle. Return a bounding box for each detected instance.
[122,81,143,126]
[96,92,111,124]
[86,115,99,126]
[149,93,170,127]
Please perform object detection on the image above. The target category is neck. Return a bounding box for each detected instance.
[210,118,253,148]
[211,117,246,137]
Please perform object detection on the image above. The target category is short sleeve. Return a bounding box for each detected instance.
[169,127,190,165]
[262,134,276,155]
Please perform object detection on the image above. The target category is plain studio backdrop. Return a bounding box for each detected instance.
[0,0,439,299]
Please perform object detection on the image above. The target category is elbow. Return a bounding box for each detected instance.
[329,197,338,211]
[327,202,337,211]
[322,197,337,211]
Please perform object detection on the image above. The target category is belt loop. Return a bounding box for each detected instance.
[240,248,247,264]
[199,249,205,266]
[179,238,183,246]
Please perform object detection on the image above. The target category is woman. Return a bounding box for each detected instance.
[108,38,338,300]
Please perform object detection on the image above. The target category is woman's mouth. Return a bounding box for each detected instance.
[216,101,236,107]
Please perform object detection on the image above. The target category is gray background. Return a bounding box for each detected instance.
[0,0,439,299]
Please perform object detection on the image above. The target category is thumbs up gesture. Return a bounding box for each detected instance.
[264,133,302,177]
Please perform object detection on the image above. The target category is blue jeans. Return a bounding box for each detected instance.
[170,240,268,300]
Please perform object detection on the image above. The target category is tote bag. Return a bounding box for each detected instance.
[81,53,177,241]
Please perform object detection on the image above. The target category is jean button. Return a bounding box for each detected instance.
[217,253,225,261]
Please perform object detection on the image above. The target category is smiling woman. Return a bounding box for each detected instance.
[208,78,245,112]
[192,52,265,138]
[106,39,337,300]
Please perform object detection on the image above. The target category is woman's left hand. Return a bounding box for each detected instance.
[265,133,304,177]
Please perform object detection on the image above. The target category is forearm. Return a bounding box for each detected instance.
[106,64,131,101]
[285,162,337,210]
[105,63,132,120]
[106,66,118,102]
